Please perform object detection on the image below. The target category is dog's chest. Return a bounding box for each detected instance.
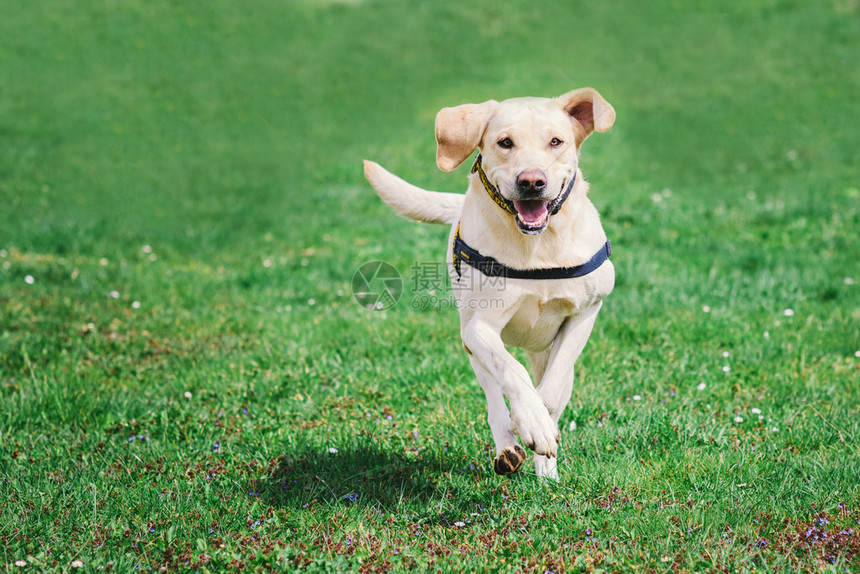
[500,262,614,351]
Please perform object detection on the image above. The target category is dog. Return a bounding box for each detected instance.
[363,88,616,479]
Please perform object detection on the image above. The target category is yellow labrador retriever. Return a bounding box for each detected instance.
[364,88,615,479]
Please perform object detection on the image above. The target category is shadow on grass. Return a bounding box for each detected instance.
[261,443,496,516]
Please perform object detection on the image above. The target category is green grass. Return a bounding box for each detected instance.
[2,0,859,571]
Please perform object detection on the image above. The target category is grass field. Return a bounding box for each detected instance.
[2,0,859,571]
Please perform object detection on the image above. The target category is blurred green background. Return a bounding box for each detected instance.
[4,0,857,258]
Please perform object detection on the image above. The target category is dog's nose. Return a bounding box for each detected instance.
[516,169,547,195]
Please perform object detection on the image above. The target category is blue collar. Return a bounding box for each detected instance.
[452,222,611,280]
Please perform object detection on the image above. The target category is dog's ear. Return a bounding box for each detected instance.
[435,100,498,172]
[556,88,615,144]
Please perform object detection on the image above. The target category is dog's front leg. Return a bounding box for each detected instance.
[461,319,559,462]
[532,302,603,479]
[468,359,527,475]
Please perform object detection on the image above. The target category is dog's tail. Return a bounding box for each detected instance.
[364,160,463,225]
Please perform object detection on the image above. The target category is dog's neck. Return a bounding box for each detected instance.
[458,170,608,270]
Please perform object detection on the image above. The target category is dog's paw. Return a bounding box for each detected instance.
[534,454,559,480]
[510,400,559,458]
[493,445,526,476]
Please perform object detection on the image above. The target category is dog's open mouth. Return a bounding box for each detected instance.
[513,200,550,234]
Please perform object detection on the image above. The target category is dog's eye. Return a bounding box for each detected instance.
[497,137,514,149]
[550,138,564,148]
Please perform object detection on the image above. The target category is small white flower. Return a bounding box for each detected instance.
[24,275,35,285]
[763,331,770,339]
[697,382,707,391]
[783,308,794,317]
[751,408,762,415]
[110,290,120,299]
[15,561,26,567]
[71,560,83,568]
[568,421,577,431]
[702,305,711,313]
[722,365,731,373]
[131,301,141,309]
[632,395,642,401]
[149,253,157,261]
[142,245,153,254]
[184,391,193,399]
[0,249,7,257]
[308,298,316,306]
[845,277,855,285]
[734,416,744,423]
[772,426,779,432]
[99,257,109,266]
[263,259,273,268]
[650,193,663,203]
[854,350,860,358]
[786,149,798,161]
[328,447,338,454]
[454,521,466,527]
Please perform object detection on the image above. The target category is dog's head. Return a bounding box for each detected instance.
[435,88,615,234]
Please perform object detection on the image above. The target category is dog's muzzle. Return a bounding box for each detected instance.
[472,155,576,235]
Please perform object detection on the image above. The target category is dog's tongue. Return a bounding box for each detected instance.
[513,200,549,224]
